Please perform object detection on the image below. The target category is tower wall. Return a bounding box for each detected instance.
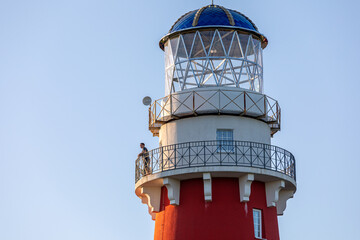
[159,115,271,146]
[154,178,280,240]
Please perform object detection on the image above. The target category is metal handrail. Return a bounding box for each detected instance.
[135,140,295,183]
[148,89,281,136]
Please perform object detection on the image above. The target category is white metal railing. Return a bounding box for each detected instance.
[135,140,295,183]
[149,88,280,136]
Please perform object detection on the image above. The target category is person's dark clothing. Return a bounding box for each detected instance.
[142,147,150,174]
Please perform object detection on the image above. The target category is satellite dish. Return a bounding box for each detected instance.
[142,96,152,106]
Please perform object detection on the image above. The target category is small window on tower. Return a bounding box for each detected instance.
[216,129,234,152]
[253,209,262,239]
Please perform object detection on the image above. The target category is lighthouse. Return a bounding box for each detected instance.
[135,4,296,240]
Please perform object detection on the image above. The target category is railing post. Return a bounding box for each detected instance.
[294,157,296,181]
[250,142,252,167]
[174,144,176,169]
[263,95,266,119]
[219,142,222,165]
[193,91,195,114]
[275,147,278,171]
[135,158,138,183]
[235,141,238,165]
[263,144,266,169]
[244,91,247,115]
[188,143,191,167]
[150,151,153,175]
[161,146,164,172]
[170,94,173,117]
[284,151,287,175]
[204,141,206,166]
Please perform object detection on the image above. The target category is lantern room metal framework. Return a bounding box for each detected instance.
[163,30,264,95]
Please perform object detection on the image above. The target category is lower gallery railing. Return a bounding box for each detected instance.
[135,141,295,183]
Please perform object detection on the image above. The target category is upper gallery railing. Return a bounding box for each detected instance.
[135,140,295,184]
[148,88,281,136]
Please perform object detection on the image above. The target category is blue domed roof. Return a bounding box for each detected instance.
[159,5,268,50]
[169,5,259,34]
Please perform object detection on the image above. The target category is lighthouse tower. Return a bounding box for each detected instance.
[135,4,296,240]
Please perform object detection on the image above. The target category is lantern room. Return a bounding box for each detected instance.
[159,4,268,95]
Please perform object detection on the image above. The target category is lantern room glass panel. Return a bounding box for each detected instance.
[164,29,264,95]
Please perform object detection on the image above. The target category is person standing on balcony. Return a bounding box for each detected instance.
[138,143,150,175]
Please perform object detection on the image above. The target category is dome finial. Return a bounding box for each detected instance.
[211,0,214,5]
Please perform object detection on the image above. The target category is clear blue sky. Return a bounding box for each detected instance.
[0,0,359,239]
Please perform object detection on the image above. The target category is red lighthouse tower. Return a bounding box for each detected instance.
[135,4,296,240]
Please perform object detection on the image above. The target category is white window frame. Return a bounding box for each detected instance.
[216,129,234,153]
[253,209,262,239]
